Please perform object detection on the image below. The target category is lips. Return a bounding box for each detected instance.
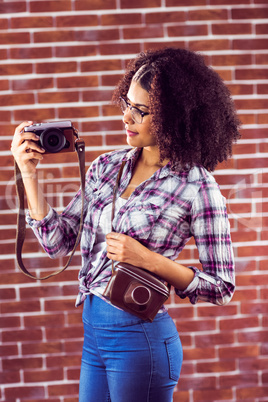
[126,129,138,137]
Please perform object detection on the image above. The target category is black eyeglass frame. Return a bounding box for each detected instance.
[119,97,149,124]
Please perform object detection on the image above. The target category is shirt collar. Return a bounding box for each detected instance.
[122,147,186,180]
[123,147,141,162]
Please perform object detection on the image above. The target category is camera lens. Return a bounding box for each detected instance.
[48,135,59,147]
[40,128,66,153]
[132,286,151,305]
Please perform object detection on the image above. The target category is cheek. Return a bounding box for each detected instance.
[147,126,156,142]
[143,120,152,136]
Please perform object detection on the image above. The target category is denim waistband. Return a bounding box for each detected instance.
[82,294,169,328]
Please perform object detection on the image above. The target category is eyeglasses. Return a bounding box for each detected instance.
[119,97,149,124]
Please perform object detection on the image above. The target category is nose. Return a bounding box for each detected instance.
[122,107,134,124]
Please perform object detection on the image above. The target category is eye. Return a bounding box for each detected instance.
[134,107,144,116]
[119,97,129,112]
[119,96,149,123]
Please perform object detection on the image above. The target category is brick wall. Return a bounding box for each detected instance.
[0,1,267,401]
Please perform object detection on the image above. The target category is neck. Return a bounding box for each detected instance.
[140,147,169,168]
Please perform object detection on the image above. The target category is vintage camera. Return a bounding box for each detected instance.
[24,120,77,154]
[103,262,170,322]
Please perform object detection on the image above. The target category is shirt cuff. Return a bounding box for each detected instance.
[175,266,200,299]
[26,206,55,228]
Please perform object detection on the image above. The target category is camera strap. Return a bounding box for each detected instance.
[111,160,127,276]
[14,138,85,280]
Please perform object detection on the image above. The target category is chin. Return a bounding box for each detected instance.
[126,136,139,147]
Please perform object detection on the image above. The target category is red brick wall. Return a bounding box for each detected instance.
[0,1,268,401]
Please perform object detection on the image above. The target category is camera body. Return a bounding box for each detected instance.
[24,120,77,154]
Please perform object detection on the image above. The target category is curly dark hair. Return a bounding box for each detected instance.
[112,47,241,172]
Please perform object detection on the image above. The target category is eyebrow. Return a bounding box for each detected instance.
[126,96,149,109]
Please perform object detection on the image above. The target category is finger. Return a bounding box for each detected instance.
[12,135,45,154]
[23,139,45,153]
[107,237,125,251]
[106,241,119,252]
[12,140,44,164]
[22,152,44,163]
[17,144,44,161]
[14,121,33,136]
[106,244,117,257]
[107,251,117,261]
[106,232,122,240]
[12,121,35,148]
[26,150,44,160]
[14,131,40,145]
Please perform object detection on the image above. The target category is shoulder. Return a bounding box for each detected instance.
[186,166,226,211]
[184,165,221,194]
[89,147,133,169]
[96,147,133,167]
[187,165,216,185]
[86,147,134,181]
[170,165,219,195]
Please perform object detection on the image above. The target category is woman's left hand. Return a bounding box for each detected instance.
[107,232,196,292]
[106,232,151,269]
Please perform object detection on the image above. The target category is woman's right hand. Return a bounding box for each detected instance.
[11,121,46,175]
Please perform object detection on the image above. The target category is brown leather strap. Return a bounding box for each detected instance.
[111,160,126,275]
[15,138,85,280]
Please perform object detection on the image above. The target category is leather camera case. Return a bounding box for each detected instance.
[104,262,170,322]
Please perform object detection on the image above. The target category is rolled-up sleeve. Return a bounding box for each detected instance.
[26,192,83,259]
[25,157,100,259]
[175,180,235,306]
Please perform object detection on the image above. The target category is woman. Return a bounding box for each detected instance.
[11,47,240,402]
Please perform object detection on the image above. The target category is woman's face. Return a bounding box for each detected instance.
[123,80,157,150]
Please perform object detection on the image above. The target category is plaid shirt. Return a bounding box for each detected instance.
[27,147,235,307]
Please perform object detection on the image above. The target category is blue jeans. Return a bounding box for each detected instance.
[79,295,183,402]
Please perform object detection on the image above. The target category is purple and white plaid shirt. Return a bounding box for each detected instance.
[27,147,235,307]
